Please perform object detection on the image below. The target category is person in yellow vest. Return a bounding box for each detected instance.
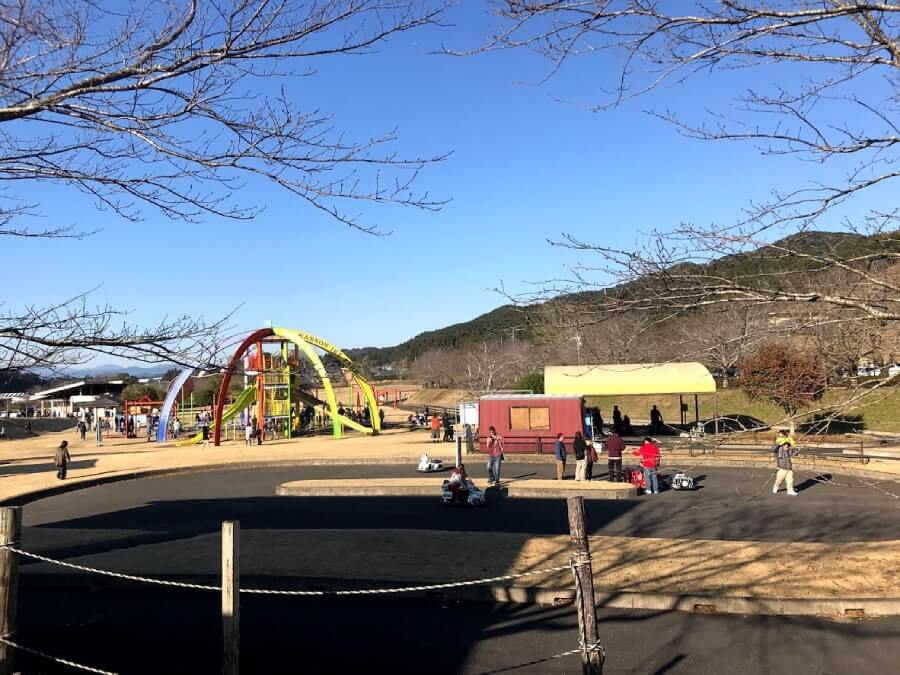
[773,429,796,451]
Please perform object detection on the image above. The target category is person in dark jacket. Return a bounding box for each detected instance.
[585,439,598,481]
[553,433,567,480]
[55,440,71,480]
[605,432,625,482]
[573,431,588,481]
[612,406,623,434]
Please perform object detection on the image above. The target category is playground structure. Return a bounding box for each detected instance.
[123,395,164,438]
[156,327,381,446]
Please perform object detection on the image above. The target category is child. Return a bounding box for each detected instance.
[55,440,71,480]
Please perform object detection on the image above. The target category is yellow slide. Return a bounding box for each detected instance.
[176,385,258,447]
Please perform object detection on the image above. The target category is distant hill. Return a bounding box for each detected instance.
[347,230,895,370]
[347,305,530,367]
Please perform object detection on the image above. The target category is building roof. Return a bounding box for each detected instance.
[479,393,583,400]
[30,379,126,400]
[544,363,716,397]
[75,397,120,409]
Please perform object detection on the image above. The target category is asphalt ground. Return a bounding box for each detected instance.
[21,463,900,550]
[13,587,900,674]
[10,463,900,674]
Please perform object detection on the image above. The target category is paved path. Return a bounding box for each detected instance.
[22,464,900,544]
[15,464,900,606]
[14,587,900,674]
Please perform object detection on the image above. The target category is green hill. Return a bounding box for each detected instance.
[347,304,529,368]
[348,230,895,369]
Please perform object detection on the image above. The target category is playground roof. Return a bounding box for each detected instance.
[544,363,716,397]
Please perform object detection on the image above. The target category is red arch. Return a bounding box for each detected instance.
[213,328,274,446]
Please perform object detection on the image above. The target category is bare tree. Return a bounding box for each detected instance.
[465,338,529,392]
[1,0,449,237]
[478,2,900,322]
[1,0,450,378]
[0,290,229,379]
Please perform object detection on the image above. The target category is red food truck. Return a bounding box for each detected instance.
[477,394,590,454]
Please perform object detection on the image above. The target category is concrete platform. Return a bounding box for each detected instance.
[275,477,637,499]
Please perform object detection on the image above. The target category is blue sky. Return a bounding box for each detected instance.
[3,4,893,357]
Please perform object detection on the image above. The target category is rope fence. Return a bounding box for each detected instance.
[3,544,574,596]
[0,634,118,675]
[0,500,606,674]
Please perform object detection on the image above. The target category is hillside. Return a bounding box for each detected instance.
[348,230,897,370]
[347,304,530,367]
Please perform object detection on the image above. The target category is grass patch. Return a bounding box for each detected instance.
[586,386,900,433]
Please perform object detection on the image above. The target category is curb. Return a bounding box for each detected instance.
[18,572,898,619]
[7,453,898,506]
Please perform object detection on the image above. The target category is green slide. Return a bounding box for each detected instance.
[176,385,258,446]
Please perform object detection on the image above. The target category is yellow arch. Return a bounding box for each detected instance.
[272,327,379,439]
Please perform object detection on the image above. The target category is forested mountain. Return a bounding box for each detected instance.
[347,231,900,372]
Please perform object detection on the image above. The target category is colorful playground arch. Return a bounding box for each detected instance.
[156,327,380,446]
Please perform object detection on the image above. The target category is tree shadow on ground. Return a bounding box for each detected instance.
[799,414,866,435]
[0,458,97,477]
[703,414,768,433]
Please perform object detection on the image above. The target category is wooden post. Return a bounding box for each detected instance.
[222,521,239,675]
[0,507,22,675]
[694,394,700,427]
[455,436,462,468]
[714,391,719,436]
[567,497,603,675]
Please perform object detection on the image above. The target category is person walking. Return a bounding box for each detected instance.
[55,440,71,480]
[612,405,623,434]
[772,429,796,452]
[605,431,625,482]
[201,422,210,449]
[773,441,799,496]
[79,420,87,441]
[245,422,253,446]
[573,431,588,481]
[95,418,103,446]
[486,426,504,486]
[633,436,661,495]
[172,418,181,440]
[553,433,567,480]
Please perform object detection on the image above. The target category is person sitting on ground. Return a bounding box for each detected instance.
[633,436,661,495]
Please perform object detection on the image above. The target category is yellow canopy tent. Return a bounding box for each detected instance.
[544,362,718,430]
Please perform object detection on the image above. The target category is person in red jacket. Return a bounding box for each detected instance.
[633,436,661,495]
